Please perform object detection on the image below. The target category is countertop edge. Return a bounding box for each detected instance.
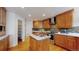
[30,34,50,40]
[0,35,8,40]
[55,33,79,37]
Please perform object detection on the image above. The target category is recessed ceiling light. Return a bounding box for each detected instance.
[28,14,32,17]
[21,7,25,8]
[42,13,46,17]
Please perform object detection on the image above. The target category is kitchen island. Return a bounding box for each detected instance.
[29,34,50,51]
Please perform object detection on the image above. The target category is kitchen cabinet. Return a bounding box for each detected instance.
[37,40,43,51]
[54,34,66,48]
[0,7,6,26]
[56,9,73,28]
[29,36,37,51]
[43,18,51,29]
[37,39,49,51]
[54,34,76,51]
[29,36,49,51]
[75,37,79,51]
[66,36,76,50]
[33,20,42,28]
[0,36,9,51]
[33,18,51,29]
[0,7,6,36]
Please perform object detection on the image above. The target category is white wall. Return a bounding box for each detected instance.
[6,11,25,47]
[25,19,33,36]
[73,8,79,27]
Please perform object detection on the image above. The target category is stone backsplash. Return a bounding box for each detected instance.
[59,26,79,33]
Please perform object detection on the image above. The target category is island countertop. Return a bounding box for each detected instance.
[30,34,51,40]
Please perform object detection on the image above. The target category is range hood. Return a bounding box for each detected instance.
[51,17,56,25]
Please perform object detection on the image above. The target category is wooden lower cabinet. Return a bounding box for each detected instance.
[0,36,9,51]
[54,34,77,51]
[29,37,37,51]
[37,39,49,51]
[54,35,66,48]
[75,37,79,51]
[29,36,49,51]
[37,40,43,51]
[66,36,76,51]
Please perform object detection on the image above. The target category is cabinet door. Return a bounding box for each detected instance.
[65,11,73,28]
[37,39,49,51]
[56,14,66,28]
[0,36,9,51]
[42,39,49,51]
[56,10,73,28]
[54,34,66,48]
[0,8,6,36]
[0,39,5,51]
[2,8,6,26]
[76,38,79,51]
[3,37,9,50]
[29,37,37,51]
[0,8,6,26]
[0,8,2,25]
[29,37,34,50]
[66,36,76,51]
[33,21,42,28]
[43,19,51,28]
[37,40,43,51]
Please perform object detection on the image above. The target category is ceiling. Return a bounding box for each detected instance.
[6,7,73,20]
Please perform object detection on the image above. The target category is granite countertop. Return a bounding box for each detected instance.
[32,31,50,32]
[0,35,8,40]
[55,32,79,37]
[30,34,51,40]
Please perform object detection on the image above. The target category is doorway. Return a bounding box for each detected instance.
[18,20,22,43]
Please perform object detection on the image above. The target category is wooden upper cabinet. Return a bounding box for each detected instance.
[33,18,51,29]
[56,14,66,28]
[65,11,73,28]
[0,7,6,26]
[43,18,51,28]
[2,8,6,25]
[0,7,6,36]
[56,9,73,28]
[33,20,42,28]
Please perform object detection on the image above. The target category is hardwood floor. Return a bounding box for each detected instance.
[9,37,29,51]
[9,37,66,51]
